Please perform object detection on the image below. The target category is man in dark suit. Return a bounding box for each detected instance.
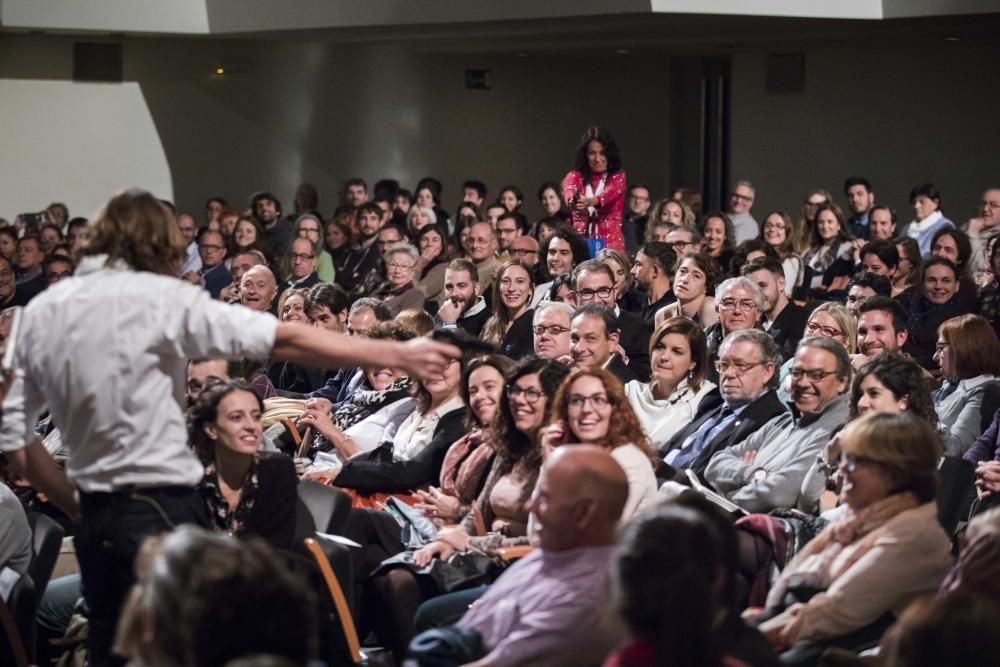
[660,328,786,483]
[572,260,651,381]
[741,256,807,362]
[571,304,639,385]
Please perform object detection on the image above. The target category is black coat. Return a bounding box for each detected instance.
[660,389,788,482]
[238,453,299,551]
[617,309,652,381]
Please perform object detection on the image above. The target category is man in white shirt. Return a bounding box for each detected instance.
[0,188,458,667]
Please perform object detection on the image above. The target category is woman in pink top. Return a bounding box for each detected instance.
[562,126,627,253]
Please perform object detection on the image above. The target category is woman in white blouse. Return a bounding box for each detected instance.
[623,317,717,447]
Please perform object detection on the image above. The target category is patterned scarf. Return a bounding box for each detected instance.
[202,456,260,537]
[333,376,413,431]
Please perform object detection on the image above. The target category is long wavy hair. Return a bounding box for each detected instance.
[481,260,534,347]
[188,379,263,464]
[850,353,937,426]
[573,126,623,178]
[460,354,516,430]
[550,367,653,457]
[83,189,186,275]
[492,357,569,472]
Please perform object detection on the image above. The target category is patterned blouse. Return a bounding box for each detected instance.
[202,456,260,537]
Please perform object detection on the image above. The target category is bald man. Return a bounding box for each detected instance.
[450,446,628,666]
[239,265,277,313]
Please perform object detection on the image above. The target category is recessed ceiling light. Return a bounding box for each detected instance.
[944,36,960,41]
[616,49,630,55]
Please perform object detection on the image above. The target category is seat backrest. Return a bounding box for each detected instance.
[0,572,36,667]
[294,481,352,538]
[937,456,976,535]
[26,512,65,603]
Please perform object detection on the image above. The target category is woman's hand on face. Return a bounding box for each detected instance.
[413,486,461,521]
[540,421,567,460]
[413,540,455,567]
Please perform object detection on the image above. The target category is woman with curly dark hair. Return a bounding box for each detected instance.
[542,366,658,521]
[190,379,298,551]
[562,126,627,252]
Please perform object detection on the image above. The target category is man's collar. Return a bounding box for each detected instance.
[76,254,129,276]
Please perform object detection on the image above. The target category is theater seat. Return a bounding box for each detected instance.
[936,456,976,535]
[295,480,353,537]
[26,512,65,605]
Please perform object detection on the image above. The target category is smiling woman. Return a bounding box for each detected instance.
[190,379,298,551]
[481,260,535,358]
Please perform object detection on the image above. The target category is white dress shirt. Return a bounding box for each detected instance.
[0,255,278,492]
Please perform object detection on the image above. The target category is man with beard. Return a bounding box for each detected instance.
[436,259,488,337]
[742,257,806,362]
[336,202,383,294]
[622,184,651,254]
[251,191,292,259]
[704,337,851,513]
[844,176,876,240]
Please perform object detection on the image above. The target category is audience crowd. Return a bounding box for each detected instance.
[2,126,1000,667]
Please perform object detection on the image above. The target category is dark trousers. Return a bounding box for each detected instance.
[76,486,208,667]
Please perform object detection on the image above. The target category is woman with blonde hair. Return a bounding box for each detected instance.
[777,302,856,404]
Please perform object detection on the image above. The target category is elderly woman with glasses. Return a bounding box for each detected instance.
[755,412,952,666]
[371,242,426,317]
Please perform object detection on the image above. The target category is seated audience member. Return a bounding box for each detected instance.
[186,357,231,406]
[219,249,265,302]
[238,264,278,313]
[510,234,541,283]
[543,367,658,520]
[436,258,490,337]
[700,211,737,273]
[533,225,590,305]
[13,235,47,302]
[858,238,900,280]
[705,337,851,513]
[655,252,720,328]
[892,237,922,308]
[305,282,350,333]
[412,354,516,525]
[624,316,718,445]
[532,300,573,363]
[116,526,315,667]
[44,253,75,286]
[932,314,1000,457]
[0,226,17,261]
[481,260,535,359]
[267,288,326,394]
[571,303,638,384]
[304,335,466,498]
[0,465,31,574]
[298,322,417,459]
[852,296,909,369]
[605,503,778,667]
[395,308,435,336]
[977,241,1000,336]
[627,242,677,324]
[728,238,778,277]
[908,260,969,378]
[964,187,1000,277]
[277,236,322,298]
[413,223,451,302]
[938,506,1000,601]
[352,357,569,658]
[704,276,765,378]
[572,259,652,379]
[466,221,501,294]
[663,225,701,255]
[293,213,334,283]
[190,379,297,550]
[756,412,952,666]
[800,203,855,299]
[742,256,807,361]
[867,205,897,242]
[195,229,232,299]
[760,211,802,296]
[878,594,1000,667]
[411,446,629,667]
[373,242,426,316]
[336,202,382,294]
[662,329,786,482]
[306,297,391,404]
[929,226,975,297]
[597,247,644,314]
[844,271,892,317]
[903,182,954,257]
[777,302,856,404]
[0,255,34,308]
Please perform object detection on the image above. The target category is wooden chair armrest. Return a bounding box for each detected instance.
[496,545,534,561]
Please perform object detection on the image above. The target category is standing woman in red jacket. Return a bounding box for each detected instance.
[562,126,627,253]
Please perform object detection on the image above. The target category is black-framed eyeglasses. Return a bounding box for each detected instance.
[576,286,613,301]
[789,368,838,382]
[506,385,544,404]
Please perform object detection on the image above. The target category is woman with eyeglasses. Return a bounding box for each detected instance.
[293,213,335,283]
[542,367,658,521]
[776,303,856,405]
[760,211,802,297]
[413,223,452,303]
[356,357,569,660]
[893,237,923,307]
[623,317,719,446]
[655,253,721,328]
[371,242,426,317]
[796,189,833,251]
[754,413,951,665]
[482,260,536,359]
